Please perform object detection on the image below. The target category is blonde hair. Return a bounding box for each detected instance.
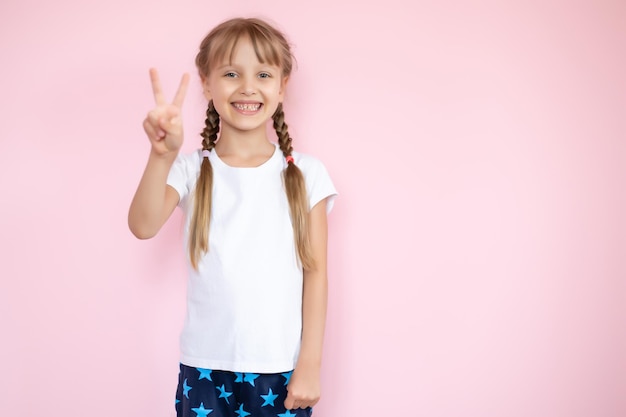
[189,18,313,270]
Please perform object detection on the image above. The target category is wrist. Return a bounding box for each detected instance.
[149,148,178,163]
[295,354,322,372]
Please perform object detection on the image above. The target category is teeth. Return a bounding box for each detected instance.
[234,103,261,111]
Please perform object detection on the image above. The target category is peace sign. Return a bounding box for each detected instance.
[143,68,190,156]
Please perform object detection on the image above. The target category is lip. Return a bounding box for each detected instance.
[231,101,263,114]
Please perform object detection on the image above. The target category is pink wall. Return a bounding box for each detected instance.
[1,0,624,416]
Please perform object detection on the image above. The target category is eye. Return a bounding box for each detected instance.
[258,72,272,79]
[224,72,238,78]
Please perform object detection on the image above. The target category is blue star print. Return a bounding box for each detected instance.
[197,368,213,381]
[235,404,251,417]
[281,372,292,386]
[260,388,279,407]
[234,372,244,383]
[191,402,213,416]
[278,410,297,417]
[243,373,260,386]
[216,384,233,403]
[183,378,192,399]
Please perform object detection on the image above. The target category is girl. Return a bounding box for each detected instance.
[128,17,337,417]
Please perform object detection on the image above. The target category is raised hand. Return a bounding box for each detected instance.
[143,68,190,156]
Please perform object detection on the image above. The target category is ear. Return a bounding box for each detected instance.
[278,76,289,101]
[202,77,212,101]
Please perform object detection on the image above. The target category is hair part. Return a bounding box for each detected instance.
[189,18,313,270]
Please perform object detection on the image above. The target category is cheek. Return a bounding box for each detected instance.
[212,99,231,116]
[206,86,232,107]
[265,83,285,100]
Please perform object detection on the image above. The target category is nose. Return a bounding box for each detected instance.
[240,76,256,96]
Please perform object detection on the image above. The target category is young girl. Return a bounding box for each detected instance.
[128,17,337,417]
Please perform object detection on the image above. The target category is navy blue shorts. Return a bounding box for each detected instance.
[175,364,313,417]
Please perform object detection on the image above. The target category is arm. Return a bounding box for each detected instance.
[285,198,330,410]
[128,153,180,239]
[128,69,189,239]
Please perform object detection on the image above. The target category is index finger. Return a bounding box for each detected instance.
[172,73,190,108]
[149,68,167,106]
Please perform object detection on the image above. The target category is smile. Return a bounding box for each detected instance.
[233,102,262,111]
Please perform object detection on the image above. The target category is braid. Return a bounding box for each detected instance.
[273,103,293,157]
[273,103,315,270]
[189,100,220,269]
[201,100,220,151]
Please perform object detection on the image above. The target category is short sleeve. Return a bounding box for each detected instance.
[166,151,200,206]
[298,155,338,213]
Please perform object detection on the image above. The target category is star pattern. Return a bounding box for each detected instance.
[176,366,311,416]
[260,388,279,407]
[235,404,251,417]
[281,372,292,386]
[215,384,233,403]
[183,378,192,399]
[243,373,260,386]
[191,402,213,417]
[197,368,213,381]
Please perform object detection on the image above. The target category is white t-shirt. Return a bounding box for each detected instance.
[166,143,337,373]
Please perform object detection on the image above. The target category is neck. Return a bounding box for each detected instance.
[214,123,276,166]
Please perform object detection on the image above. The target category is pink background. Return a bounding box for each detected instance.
[1,0,624,416]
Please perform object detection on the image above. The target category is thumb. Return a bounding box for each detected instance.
[157,105,182,131]
[284,391,295,410]
[158,115,182,134]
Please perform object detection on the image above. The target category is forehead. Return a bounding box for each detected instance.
[211,33,281,69]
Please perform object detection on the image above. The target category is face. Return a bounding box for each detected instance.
[202,36,288,134]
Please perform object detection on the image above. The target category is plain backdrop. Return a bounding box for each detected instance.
[1,0,624,416]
